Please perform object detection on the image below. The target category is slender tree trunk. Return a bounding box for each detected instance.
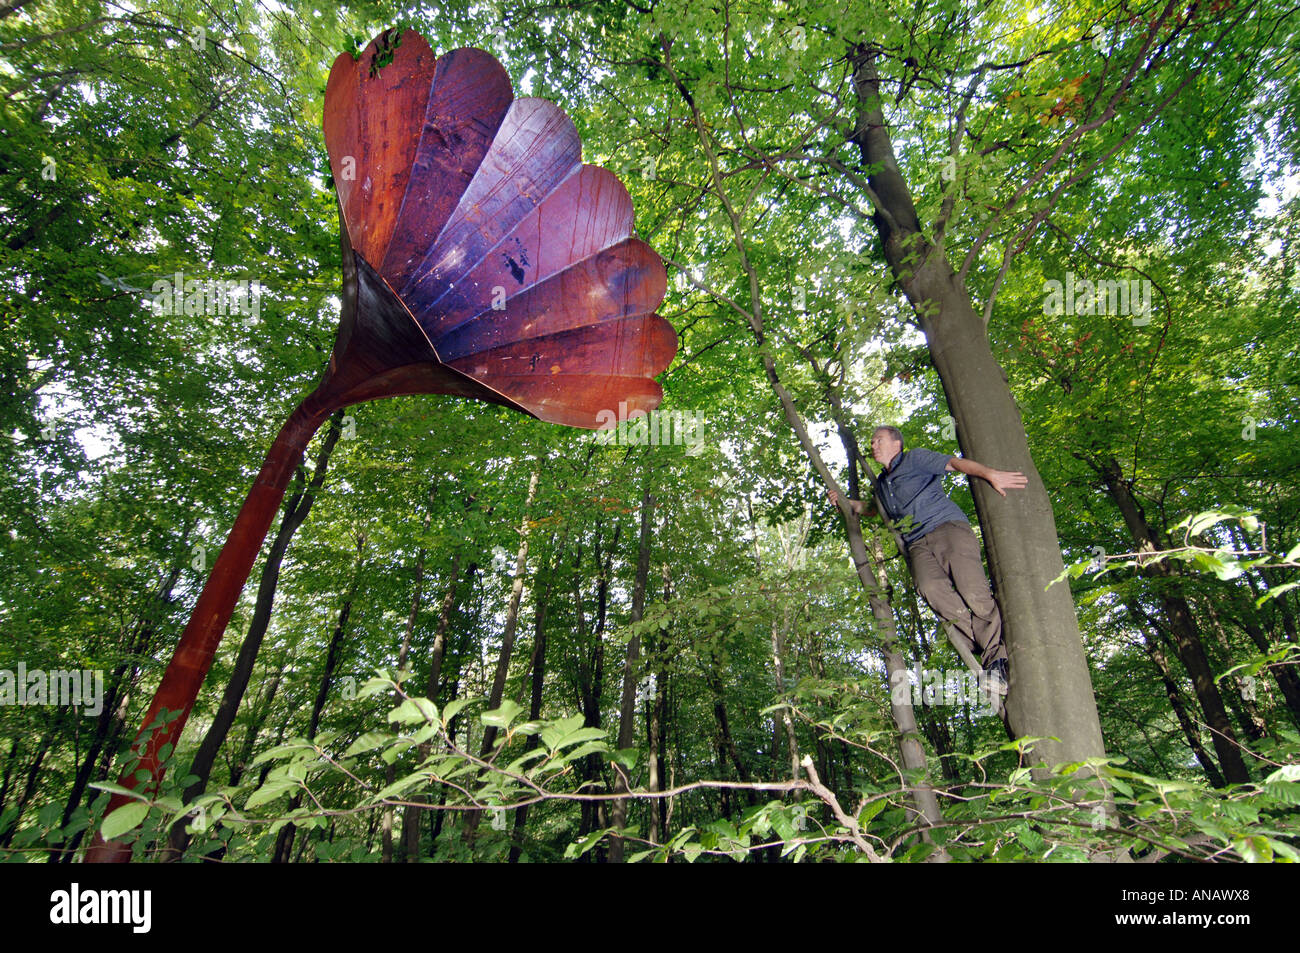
[610,488,654,862]
[571,542,598,842]
[747,502,803,782]
[230,657,289,787]
[384,486,435,863]
[54,560,185,862]
[902,617,962,784]
[771,606,802,780]
[0,737,18,818]
[0,723,56,849]
[273,532,366,863]
[662,36,949,846]
[1126,600,1226,787]
[646,642,668,847]
[479,470,539,756]
[747,313,949,833]
[1231,598,1300,726]
[401,554,466,860]
[1198,597,1269,742]
[508,553,554,863]
[646,562,674,846]
[848,44,1106,769]
[573,525,614,847]
[1100,459,1250,784]
[427,571,480,857]
[163,415,342,861]
[706,669,756,809]
[465,470,539,838]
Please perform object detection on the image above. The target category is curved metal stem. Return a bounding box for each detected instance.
[86,390,337,862]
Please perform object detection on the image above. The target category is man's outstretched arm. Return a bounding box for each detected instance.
[945,456,1029,497]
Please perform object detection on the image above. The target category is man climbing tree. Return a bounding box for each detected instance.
[830,425,1027,693]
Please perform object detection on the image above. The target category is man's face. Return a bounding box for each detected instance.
[871,429,902,467]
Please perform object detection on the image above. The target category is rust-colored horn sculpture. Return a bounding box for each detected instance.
[86,29,675,862]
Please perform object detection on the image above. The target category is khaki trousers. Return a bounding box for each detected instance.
[907,520,1007,666]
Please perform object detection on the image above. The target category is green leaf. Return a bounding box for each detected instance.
[1264,764,1300,784]
[344,731,391,757]
[245,778,298,809]
[249,741,316,767]
[554,727,608,751]
[1261,781,1300,806]
[540,713,587,750]
[506,748,550,773]
[100,802,150,841]
[86,781,150,802]
[409,723,440,745]
[357,677,393,699]
[442,698,469,723]
[859,798,887,824]
[481,699,523,729]
[611,748,639,770]
[371,772,429,802]
[1258,581,1300,606]
[1270,839,1300,862]
[388,698,438,726]
[381,740,415,764]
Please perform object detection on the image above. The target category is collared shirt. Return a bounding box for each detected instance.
[874,448,969,545]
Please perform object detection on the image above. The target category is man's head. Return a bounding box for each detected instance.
[871,426,904,467]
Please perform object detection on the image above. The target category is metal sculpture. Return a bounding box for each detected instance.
[87,29,675,861]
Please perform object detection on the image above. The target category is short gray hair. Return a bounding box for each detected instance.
[873,425,904,452]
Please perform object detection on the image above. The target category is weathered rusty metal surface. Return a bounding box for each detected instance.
[87,29,676,861]
[324,29,676,428]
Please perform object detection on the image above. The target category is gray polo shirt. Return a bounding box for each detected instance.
[874,448,969,545]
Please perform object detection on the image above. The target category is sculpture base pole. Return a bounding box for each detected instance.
[85,390,337,862]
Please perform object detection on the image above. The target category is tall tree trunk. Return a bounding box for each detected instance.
[1127,601,1226,788]
[571,541,597,842]
[55,559,185,862]
[646,638,668,847]
[0,722,56,849]
[508,551,555,863]
[465,469,539,838]
[610,488,654,862]
[273,532,366,863]
[771,605,802,780]
[1099,459,1250,784]
[384,486,435,863]
[401,554,467,860]
[746,501,803,783]
[230,655,290,787]
[901,614,962,784]
[479,469,539,755]
[1197,596,1269,743]
[0,737,18,818]
[646,562,674,846]
[662,36,949,844]
[164,413,343,861]
[706,668,756,810]
[574,524,615,847]
[426,568,480,856]
[1230,596,1300,727]
[848,44,1105,769]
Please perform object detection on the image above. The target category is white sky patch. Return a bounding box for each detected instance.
[1257,170,1299,258]
[38,387,118,463]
